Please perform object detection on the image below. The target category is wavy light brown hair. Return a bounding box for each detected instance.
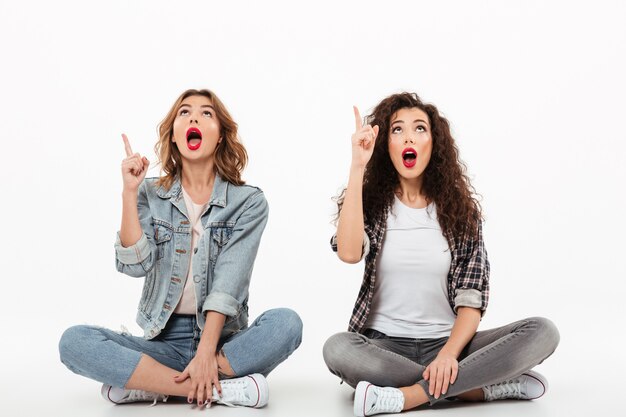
[338,92,482,241]
[155,89,247,189]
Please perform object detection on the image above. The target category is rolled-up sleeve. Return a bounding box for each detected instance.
[114,181,158,277]
[202,191,269,317]
[329,230,370,260]
[114,232,152,265]
[452,221,490,314]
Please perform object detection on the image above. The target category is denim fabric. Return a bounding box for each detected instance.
[114,175,268,339]
[323,316,559,405]
[59,308,303,389]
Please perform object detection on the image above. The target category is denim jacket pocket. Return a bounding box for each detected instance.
[209,223,234,267]
[154,222,173,260]
[139,269,157,317]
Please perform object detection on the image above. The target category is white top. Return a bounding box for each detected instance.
[365,197,455,338]
[174,187,208,315]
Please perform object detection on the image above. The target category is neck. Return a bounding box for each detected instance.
[396,176,428,208]
[181,158,216,193]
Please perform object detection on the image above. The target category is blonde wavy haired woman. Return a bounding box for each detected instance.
[59,89,302,408]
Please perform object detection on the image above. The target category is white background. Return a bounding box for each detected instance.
[1,1,624,416]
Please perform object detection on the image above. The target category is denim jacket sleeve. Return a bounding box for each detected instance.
[114,181,158,277]
[452,221,490,314]
[202,191,269,317]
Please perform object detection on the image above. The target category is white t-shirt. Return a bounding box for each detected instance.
[174,187,208,315]
[365,197,455,338]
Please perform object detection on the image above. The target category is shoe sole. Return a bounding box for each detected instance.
[354,381,372,417]
[248,374,269,408]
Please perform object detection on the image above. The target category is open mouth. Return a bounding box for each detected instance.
[186,127,202,150]
[402,148,417,168]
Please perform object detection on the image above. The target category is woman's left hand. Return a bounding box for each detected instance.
[422,353,458,399]
[174,351,222,406]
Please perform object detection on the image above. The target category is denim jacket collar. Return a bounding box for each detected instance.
[156,174,229,208]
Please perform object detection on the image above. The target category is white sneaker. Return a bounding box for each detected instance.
[101,384,168,405]
[483,370,548,401]
[212,373,269,408]
[354,381,404,417]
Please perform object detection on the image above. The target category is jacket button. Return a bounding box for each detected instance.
[194,275,201,283]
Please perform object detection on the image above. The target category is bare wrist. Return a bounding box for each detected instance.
[350,163,367,173]
[438,346,461,359]
[197,343,217,356]
[122,189,138,200]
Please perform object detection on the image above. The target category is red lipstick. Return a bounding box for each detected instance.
[186,127,202,151]
[402,147,417,168]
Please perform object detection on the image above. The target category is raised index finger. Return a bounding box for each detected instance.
[122,133,133,157]
[353,106,363,130]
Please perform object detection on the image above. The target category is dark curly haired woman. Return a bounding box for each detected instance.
[322,93,560,416]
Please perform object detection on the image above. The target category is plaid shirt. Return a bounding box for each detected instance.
[331,210,490,333]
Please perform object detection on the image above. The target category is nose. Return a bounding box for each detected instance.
[404,134,416,144]
[190,118,198,124]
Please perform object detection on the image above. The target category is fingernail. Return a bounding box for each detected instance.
[187,398,192,403]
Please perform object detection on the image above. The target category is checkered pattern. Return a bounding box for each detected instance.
[331,210,490,333]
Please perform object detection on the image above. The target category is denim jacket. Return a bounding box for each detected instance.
[114,175,268,340]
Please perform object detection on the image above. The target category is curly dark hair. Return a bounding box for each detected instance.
[337,92,482,241]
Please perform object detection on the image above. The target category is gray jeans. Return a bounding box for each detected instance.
[323,316,559,405]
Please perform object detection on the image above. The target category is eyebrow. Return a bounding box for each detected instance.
[178,104,216,110]
[391,118,430,125]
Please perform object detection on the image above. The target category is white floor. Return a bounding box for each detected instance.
[3,368,610,417]
[2,323,615,417]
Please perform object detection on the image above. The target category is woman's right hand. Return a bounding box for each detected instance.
[121,133,149,193]
[351,106,379,169]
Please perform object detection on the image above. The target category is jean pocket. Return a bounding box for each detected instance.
[363,328,388,340]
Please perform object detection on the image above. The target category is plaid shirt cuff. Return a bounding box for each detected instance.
[454,289,483,312]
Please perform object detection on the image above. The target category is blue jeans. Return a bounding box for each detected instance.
[323,316,559,405]
[59,308,302,389]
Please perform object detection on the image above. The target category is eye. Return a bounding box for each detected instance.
[391,126,402,134]
[179,109,189,116]
[416,125,426,132]
[203,110,213,117]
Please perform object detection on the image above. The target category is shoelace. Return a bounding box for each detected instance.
[486,378,524,400]
[126,389,169,406]
[214,379,250,408]
[369,387,404,414]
